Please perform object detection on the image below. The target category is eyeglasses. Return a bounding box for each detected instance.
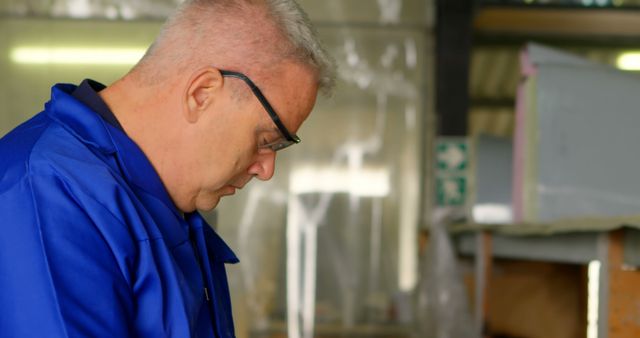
[220,69,301,151]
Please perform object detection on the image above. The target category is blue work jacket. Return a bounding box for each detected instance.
[0,84,238,337]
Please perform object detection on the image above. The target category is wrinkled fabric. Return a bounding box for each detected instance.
[0,84,238,338]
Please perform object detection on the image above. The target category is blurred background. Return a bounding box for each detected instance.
[3,1,640,338]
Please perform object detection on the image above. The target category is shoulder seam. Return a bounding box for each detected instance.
[27,170,159,242]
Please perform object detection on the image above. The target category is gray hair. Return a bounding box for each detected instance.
[138,0,336,95]
[263,0,336,94]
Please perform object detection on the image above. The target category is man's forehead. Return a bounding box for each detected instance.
[264,63,318,114]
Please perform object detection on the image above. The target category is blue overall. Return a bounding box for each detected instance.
[0,83,238,337]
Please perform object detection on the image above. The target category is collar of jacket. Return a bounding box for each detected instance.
[45,83,238,264]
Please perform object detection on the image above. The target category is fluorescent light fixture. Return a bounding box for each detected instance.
[616,52,640,71]
[10,47,147,65]
[473,203,513,224]
[290,166,390,197]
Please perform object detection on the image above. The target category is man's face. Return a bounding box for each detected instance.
[190,62,319,211]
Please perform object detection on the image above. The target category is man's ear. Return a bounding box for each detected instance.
[183,67,224,123]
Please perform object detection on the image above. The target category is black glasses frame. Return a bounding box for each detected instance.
[220,69,301,151]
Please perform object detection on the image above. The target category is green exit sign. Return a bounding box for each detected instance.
[436,141,468,171]
[436,177,467,206]
[435,138,469,207]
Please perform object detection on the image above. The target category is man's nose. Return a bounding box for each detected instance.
[247,151,276,181]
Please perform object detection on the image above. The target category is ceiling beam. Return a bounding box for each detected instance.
[475,7,640,37]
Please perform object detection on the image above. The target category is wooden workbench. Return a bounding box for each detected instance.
[453,216,640,338]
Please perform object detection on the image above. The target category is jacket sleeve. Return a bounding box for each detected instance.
[0,173,135,338]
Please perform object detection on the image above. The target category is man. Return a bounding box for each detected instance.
[0,0,335,337]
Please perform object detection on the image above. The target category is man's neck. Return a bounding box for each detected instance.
[100,75,192,214]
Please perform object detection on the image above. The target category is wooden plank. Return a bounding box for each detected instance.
[475,8,640,37]
[475,231,493,335]
[486,260,586,338]
[418,229,430,256]
[606,230,640,338]
[462,231,586,338]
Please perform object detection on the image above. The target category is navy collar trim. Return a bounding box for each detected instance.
[71,79,125,132]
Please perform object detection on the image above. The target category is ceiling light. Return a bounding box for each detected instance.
[617,52,640,71]
[10,47,146,65]
[290,166,390,197]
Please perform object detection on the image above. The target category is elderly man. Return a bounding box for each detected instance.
[0,0,334,337]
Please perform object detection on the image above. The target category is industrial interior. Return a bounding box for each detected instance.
[2,0,640,337]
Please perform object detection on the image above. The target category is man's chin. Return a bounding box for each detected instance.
[195,196,222,212]
[194,186,238,211]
